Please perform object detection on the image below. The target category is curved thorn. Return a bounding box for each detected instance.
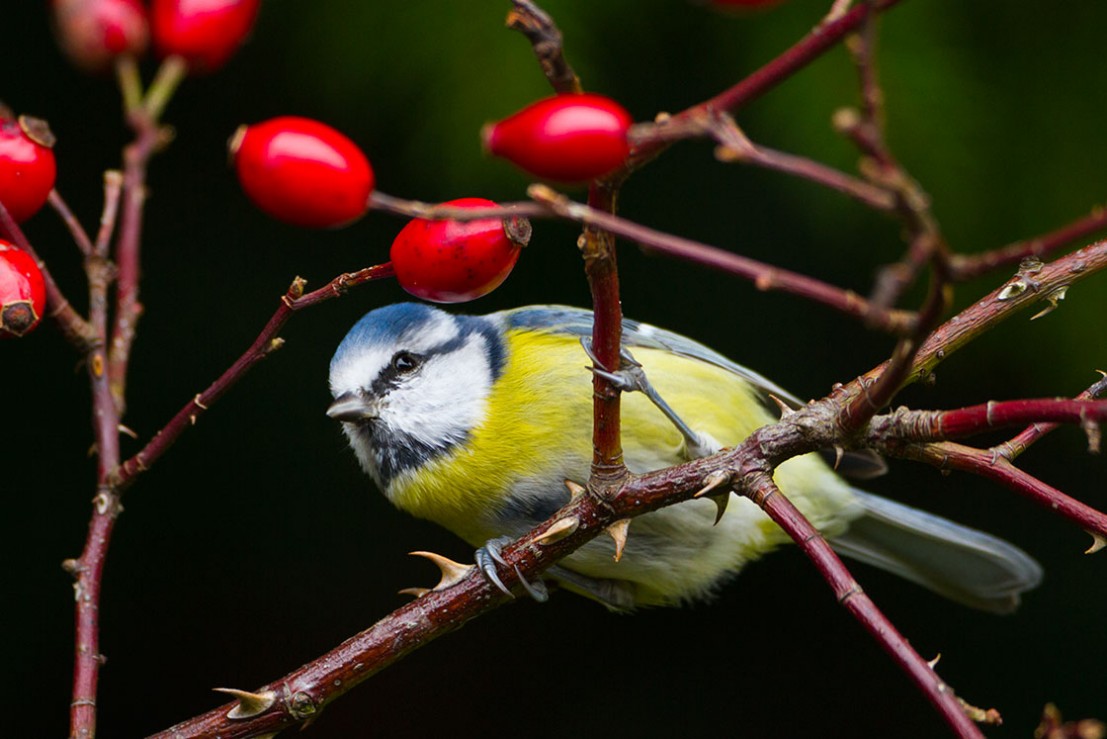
[1085,532,1107,554]
[409,550,474,590]
[694,469,732,498]
[706,492,730,525]
[606,518,631,562]
[565,479,587,500]
[213,687,277,719]
[533,516,580,545]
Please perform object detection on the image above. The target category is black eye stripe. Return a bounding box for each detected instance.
[370,351,424,396]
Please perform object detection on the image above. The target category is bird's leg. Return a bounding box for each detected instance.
[474,536,549,602]
[581,339,722,460]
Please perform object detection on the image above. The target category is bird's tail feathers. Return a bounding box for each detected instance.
[830,489,1043,614]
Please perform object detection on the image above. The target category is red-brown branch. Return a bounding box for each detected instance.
[871,398,1107,444]
[626,0,905,169]
[893,441,1107,547]
[743,472,987,738]
[68,172,130,739]
[107,110,161,414]
[527,184,916,333]
[582,184,627,476]
[991,373,1107,461]
[950,205,1107,282]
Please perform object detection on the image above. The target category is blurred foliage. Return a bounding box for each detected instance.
[3,1,1106,737]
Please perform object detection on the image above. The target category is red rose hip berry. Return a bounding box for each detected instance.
[230,116,375,229]
[0,111,57,224]
[0,240,47,338]
[51,0,149,73]
[151,0,260,72]
[390,198,530,304]
[482,93,632,183]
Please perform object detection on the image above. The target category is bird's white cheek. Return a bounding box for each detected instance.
[388,346,493,446]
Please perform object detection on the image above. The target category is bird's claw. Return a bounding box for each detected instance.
[474,536,549,603]
[581,339,721,459]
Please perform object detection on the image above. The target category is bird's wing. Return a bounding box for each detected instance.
[498,304,801,404]
[496,305,887,480]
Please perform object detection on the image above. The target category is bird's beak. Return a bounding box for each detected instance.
[327,392,380,422]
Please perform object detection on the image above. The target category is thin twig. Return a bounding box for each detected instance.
[950,205,1107,282]
[704,110,896,212]
[94,171,125,258]
[113,264,396,492]
[625,0,905,170]
[108,65,178,415]
[891,440,1107,550]
[527,185,917,333]
[506,0,581,94]
[0,200,98,350]
[48,189,95,256]
[991,373,1107,461]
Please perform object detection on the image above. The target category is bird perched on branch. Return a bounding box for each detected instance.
[328,303,1041,612]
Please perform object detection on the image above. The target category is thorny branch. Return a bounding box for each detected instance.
[21,0,1104,736]
[153,3,1107,739]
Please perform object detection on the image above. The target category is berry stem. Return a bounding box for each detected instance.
[143,55,188,122]
[47,189,96,257]
[114,54,144,118]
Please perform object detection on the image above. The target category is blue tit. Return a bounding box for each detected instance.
[328,303,1042,612]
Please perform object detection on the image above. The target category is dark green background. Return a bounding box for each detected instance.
[4,1,1106,736]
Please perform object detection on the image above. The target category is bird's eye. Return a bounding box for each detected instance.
[391,351,421,373]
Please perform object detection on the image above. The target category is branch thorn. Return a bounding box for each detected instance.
[605,518,631,562]
[1085,532,1106,555]
[564,479,587,501]
[694,470,734,525]
[767,393,794,418]
[694,469,733,498]
[408,551,474,590]
[213,687,277,719]
[533,516,580,545]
